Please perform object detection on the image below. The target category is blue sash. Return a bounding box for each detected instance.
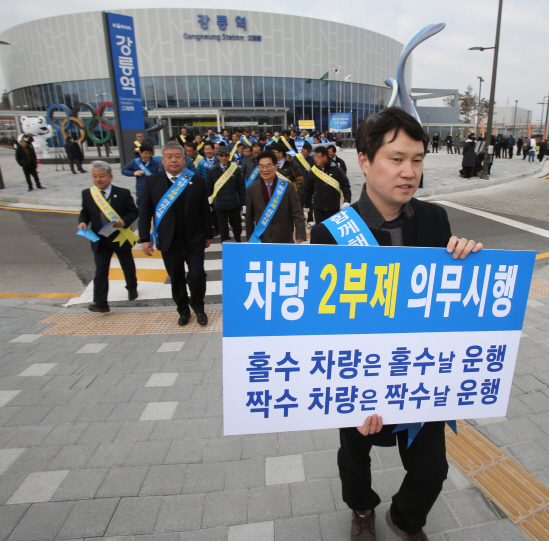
[249,175,289,243]
[265,139,274,146]
[150,168,194,246]
[246,166,260,189]
[323,208,457,446]
[199,158,215,170]
[135,158,152,176]
[322,207,379,246]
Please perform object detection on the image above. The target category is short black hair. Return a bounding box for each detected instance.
[314,146,329,158]
[257,150,277,165]
[252,142,262,150]
[184,141,197,150]
[355,106,428,162]
[326,144,336,152]
[272,143,286,153]
[302,142,313,151]
[203,141,215,150]
[139,143,153,153]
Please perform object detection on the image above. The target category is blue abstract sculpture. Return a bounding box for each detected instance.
[385,23,446,122]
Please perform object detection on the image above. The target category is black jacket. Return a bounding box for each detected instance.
[295,154,315,197]
[461,141,476,168]
[78,185,139,254]
[65,141,83,160]
[311,194,452,249]
[241,155,259,180]
[331,155,347,173]
[303,162,352,210]
[138,171,213,251]
[15,144,37,169]
[206,163,246,211]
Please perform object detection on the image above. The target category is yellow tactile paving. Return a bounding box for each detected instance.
[39,309,222,335]
[446,422,549,541]
[445,425,506,474]
[519,507,549,541]
[109,268,168,283]
[528,277,549,299]
[471,458,549,521]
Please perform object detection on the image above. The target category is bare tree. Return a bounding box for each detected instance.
[444,85,492,123]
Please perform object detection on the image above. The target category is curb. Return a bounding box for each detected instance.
[0,194,81,209]
[417,166,544,197]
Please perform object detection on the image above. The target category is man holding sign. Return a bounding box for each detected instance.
[78,161,139,313]
[311,108,482,541]
[139,142,212,327]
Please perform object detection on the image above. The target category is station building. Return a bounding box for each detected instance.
[0,8,408,141]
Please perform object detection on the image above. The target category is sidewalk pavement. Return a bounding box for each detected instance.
[0,146,544,210]
[2,256,549,540]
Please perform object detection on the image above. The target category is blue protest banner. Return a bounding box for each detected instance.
[222,243,535,434]
[329,113,352,133]
[105,13,145,131]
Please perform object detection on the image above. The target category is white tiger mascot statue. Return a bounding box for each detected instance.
[18,116,54,157]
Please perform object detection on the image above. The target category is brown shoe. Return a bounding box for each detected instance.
[385,507,428,540]
[351,510,376,539]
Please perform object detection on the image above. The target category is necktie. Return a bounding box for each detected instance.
[171,177,177,183]
[101,190,106,198]
[267,184,272,198]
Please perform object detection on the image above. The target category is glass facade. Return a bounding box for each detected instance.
[10,76,390,133]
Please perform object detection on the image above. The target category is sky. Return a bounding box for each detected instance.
[1,0,548,118]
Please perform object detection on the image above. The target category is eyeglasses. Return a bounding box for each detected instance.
[258,164,275,170]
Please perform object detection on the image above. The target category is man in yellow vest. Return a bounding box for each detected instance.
[77,161,138,313]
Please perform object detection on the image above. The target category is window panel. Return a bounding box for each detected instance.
[242,76,253,107]
[221,76,232,107]
[187,76,199,108]
[165,76,177,108]
[274,77,284,107]
[176,77,188,107]
[264,77,273,107]
[155,77,167,107]
[210,76,221,107]
[254,76,264,107]
[232,76,243,107]
[143,77,156,108]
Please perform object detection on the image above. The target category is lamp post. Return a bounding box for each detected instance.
[513,100,518,136]
[544,89,549,140]
[426,113,430,137]
[0,40,10,190]
[537,98,547,137]
[468,0,503,179]
[476,76,484,137]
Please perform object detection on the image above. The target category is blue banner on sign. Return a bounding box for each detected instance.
[222,244,535,338]
[329,113,352,133]
[106,12,145,131]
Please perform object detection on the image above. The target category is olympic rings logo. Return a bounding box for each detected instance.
[46,102,116,144]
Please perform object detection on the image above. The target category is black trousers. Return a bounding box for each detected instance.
[93,238,137,302]
[69,158,85,173]
[432,143,438,153]
[508,148,514,159]
[446,144,453,154]
[338,421,448,536]
[314,208,339,223]
[161,236,206,315]
[22,166,41,189]
[216,207,242,242]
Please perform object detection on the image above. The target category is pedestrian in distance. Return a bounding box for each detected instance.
[78,161,139,313]
[445,133,453,154]
[460,135,476,178]
[245,150,306,244]
[529,138,537,162]
[139,142,213,327]
[454,133,461,155]
[507,134,516,159]
[327,144,348,172]
[431,132,439,153]
[311,107,482,541]
[64,136,86,174]
[15,138,44,192]
[516,137,524,157]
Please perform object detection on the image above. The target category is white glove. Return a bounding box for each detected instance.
[303,208,310,212]
[342,202,350,208]
[242,206,246,214]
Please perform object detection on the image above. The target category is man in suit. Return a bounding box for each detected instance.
[304,145,352,223]
[139,142,213,326]
[15,139,44,192]
[245,150,306,244]
[78,161,138,313]
[311,107,482,541]
[177,128,190,147]
[327,144,348,173]
[121,143,160,208]
[206,146,246,242]
[64,136,86,174]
